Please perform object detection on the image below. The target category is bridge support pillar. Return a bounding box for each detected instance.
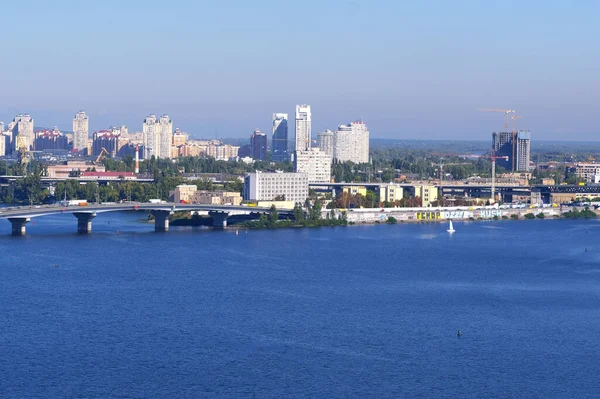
[74,212,96,234]
[151,210,171,232]
[210,212,229,229]
[8,217,30,236]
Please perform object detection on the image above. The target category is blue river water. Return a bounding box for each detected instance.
[1,212,600,398]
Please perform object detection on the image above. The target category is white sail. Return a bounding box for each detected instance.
[447,220,455,233]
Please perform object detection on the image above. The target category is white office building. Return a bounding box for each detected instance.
[72,111,89,152]
[295,104,311,152]
[333,121,369,164]
[244,171,309,203]
[295,148,331,183]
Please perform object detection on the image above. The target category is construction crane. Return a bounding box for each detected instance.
[479,108,515,131]
[95,147,110,163]
[478,151,509,203]
[437,159,472,186]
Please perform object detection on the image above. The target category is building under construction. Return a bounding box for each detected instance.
[492,130,531,172]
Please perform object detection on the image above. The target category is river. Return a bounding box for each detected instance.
[1,212,599,398]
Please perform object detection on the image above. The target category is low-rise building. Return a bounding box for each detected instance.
[411,185,438,207]
[80,171,137,180]
[379,184,404,203]
[575,163,600,183]
[46,161,106,178]
[342,186,367,197]
[244,171,309,203]
[169,184,242,205]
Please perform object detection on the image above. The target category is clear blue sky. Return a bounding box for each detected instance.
[1,0,598,140]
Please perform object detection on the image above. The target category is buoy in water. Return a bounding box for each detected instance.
[457,329,462,337]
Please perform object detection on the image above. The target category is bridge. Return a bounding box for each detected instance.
[0,203,289,236]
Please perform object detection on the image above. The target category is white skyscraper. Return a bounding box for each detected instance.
[295,104,311,152]
[143,114,173,159]
[9,114,34,152]
[333,121,370,164]
[143,114,158,159]
[72,111,89,152]
[158,114,173,159]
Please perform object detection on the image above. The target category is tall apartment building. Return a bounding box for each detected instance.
[158,115,173,159]
[295,105,311,152]
[8,114,34,152]
[172,129,188,146]
[272,113,288,162]
[492,130,531,172]
[294,148,331,183]
[143,114,172,159]
[244,171,309,203]
[34,128,69,151]
[250,129,267,160]
[317,129,335,158]
[333,121,369,164]
[72,111,89,152]
[92,130,120,157]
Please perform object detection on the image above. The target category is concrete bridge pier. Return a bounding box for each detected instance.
[151,210,171,232]
[74,212,96,234]
[8,217,30,236]
[210,211,229,228]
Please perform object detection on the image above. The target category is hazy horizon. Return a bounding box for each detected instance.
[2,0,598,140]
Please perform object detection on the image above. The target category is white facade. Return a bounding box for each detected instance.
[9,114,34,152]
[143,114,173,159]
[72,111,89,152]
[295,104,311,152]
[0,133,6,157]
[295,148,331,183]
[317,129,334,158]
[333,121,369,164]
[244,171,309,203]
[158,115,173,159]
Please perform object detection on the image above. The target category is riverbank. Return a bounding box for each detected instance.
[168,205,596,230]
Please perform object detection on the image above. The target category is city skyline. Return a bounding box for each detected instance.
[1,1,598,140]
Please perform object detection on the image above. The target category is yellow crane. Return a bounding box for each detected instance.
[95,147,110,163]
[479,108,515,131]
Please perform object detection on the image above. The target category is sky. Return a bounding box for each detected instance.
[0,0,598,140]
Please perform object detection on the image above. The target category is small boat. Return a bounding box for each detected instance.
[447,220,455,234]
[235,230,239,236]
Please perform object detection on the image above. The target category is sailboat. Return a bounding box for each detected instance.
[447,220,455,234]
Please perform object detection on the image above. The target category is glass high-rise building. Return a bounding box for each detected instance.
[272,113,288,162]
[250,129,267,161]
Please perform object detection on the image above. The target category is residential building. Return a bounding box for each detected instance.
[0,133,7,157]
[492,130,531,172]
[176,140,238,160]
[172,129,187,146]
[294,148,331,183]
[317,129,335,158]
[158,114,173,159]
[295,104,311,152]
[72,111,89,153]
[413,185,438,207]
[575,163,600,183]
[169,184,242,205]
[272,113,288,162]
[92,130,120,157]
[250,129,267,160]
[342,186,367,197]
[34,128,69,151]
[143,114,158,159]
[244,171,309,203]
[143,114,172,159]
[379,184,404,203]
[333,121,369,164]
[8,114,34,152]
